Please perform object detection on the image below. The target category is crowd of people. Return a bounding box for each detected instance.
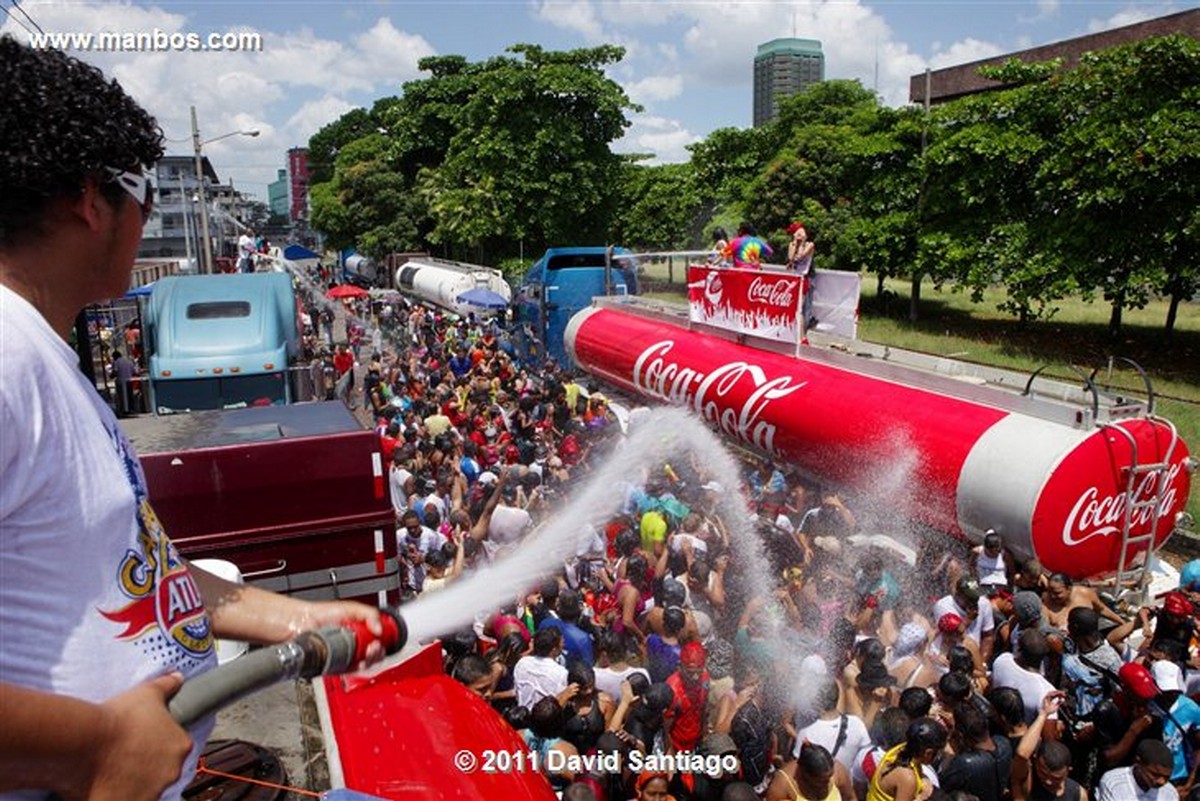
[306,293,1200,801]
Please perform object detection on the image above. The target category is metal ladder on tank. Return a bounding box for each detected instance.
[1102,414,1180,604]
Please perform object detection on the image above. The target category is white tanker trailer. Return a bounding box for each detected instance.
[394,257,512,318]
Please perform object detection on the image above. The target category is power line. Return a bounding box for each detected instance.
[1,4,36,37]
[10,0,44,35]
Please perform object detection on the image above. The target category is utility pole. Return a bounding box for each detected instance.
[190,105,213,275]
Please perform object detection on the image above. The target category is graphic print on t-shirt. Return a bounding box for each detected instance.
[98,422,213,665]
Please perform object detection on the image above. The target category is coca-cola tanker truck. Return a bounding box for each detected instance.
[552,258,1194,583]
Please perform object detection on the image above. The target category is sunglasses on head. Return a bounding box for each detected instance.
[105,167,153,222]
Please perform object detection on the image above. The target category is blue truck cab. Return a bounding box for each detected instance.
[145,273,300,414]
[512,246,638,366]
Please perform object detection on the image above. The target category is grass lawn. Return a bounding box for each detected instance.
[639,265,1200,523]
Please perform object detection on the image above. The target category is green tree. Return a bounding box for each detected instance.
[921,37,1199,339]
[1031,35,1200,340]
[743,80,922,287]
[309,133,424,259]
[611,161,704,250]
[308,97,400,184]
[920,64,1070,323]
[686,125,773,227]
[384,56,481,184]
[420,44,638,255]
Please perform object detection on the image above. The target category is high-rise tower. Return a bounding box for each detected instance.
[753,38,824,127]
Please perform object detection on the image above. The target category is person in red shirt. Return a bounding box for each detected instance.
[665,641,710,753]
[332,344,354,382]
[379,421,400,468]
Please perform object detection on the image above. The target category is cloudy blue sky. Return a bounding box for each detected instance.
[2,0,1192,200]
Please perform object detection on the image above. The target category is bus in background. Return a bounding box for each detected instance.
[145,272,301,415]
[512,246,639,366]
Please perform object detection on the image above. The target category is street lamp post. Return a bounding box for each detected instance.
[189,105,259,274]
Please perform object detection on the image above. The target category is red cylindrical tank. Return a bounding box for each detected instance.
[566,305,1193,579]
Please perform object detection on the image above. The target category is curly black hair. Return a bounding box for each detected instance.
[0,35,163,249]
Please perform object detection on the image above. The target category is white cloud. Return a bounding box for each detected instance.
[531,0,605,40]
[257,28,370,92]
[1089,6,1172,33]
[625,73,684,104]
[1024,0,1062,23]
[214,70,286,109]
[343,17,436,88]
[928,38,1006,71]
[286,96,360,143]
[667,1,933,106]
[529,0,645,59]
[615,114,699,164]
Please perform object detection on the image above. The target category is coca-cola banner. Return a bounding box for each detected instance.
[687,265,802,344]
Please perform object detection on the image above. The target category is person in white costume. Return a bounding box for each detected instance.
[0,36,385,801]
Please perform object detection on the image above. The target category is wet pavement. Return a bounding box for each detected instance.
[208,678,327,797]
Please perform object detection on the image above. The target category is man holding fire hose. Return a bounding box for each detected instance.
[0,36,386,801]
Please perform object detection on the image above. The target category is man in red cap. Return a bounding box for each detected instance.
[1150,591,1197,646]
[665,641,710,753]
[1089,661,1168,772]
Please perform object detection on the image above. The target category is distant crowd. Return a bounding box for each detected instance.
[298,283,1200,801]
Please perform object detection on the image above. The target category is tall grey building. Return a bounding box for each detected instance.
[753,38,824,127]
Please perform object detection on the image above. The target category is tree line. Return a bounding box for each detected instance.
[308,35,1198,339]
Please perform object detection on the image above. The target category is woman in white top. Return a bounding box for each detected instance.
[969,531,1013,594]
[592,629,650,701]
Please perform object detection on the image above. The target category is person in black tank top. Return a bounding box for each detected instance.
[1024,741,1086,801]
[562,663,610,754]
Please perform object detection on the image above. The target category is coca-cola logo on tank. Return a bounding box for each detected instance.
[1033,424,1191,578]
[632,339,806,456]
[1062,462,1182,547]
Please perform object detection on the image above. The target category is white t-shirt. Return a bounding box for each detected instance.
[974,549,1009,587]
[594,665,651,702]
[933,594,995,646]
[1098,766,1179,801]
[992,652,1056,724]
[389,466,413,517]
[488,504,533,545]
[0,285,218,801]
[237,233,255,258]
[792,713,872,769]
[513,654,568,709]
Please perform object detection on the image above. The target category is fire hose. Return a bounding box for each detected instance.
[169,608,407,727]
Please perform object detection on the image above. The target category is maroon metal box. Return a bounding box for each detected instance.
[122,403,400,606]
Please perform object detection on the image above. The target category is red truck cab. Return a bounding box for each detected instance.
[122,403,400,605]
